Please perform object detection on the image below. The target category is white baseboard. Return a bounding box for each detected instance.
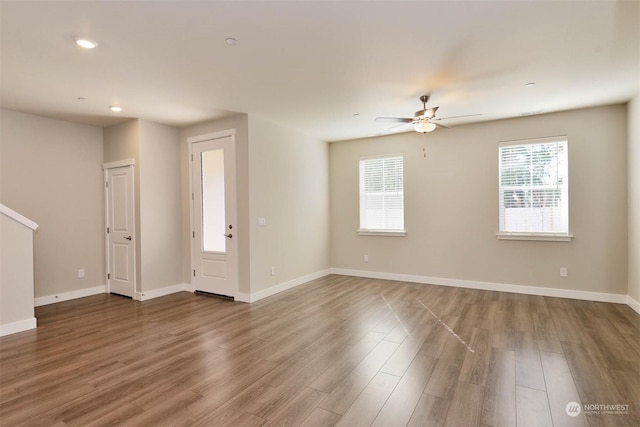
[35,285,106,307]
[29,272,640,316]
[135,283,188,301]
[330,268,629,305]
[627,295,640,315]
[237,269,331,303]
[235,293,251,302]
[0,317,37,337]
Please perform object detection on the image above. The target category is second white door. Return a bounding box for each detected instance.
[191,133,238,298]
[106,165,135,298]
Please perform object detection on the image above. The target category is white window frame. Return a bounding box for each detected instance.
[358,154,406,236]
[497,136,573,242]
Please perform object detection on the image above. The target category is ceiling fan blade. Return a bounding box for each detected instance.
[432,113,482,121]
[434,122,450,129]
[375,117,413,124]
[388,122,413,130]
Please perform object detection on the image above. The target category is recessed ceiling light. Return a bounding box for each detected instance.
[74,37,98,49]
[109,106,123,112]
[525,82,536,87]
[225,37,238,45]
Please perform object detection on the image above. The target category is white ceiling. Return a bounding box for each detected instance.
[1,1,639,142]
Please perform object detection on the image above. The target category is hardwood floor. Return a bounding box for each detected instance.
[1,275,638,426]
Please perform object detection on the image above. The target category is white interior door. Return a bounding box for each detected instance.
[105,165,135,298]
[191,133,238,298]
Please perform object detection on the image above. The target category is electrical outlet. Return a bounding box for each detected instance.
[257,217,267,226]
[270,266,276,276]
[363,255,369,262]
[78,269,85,278]
[560,267,568,278]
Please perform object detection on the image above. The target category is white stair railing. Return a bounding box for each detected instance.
[0,204,38,336]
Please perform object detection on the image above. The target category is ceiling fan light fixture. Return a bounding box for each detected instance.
[414,120,436,133]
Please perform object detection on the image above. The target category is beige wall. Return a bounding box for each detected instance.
[139,120,182,292]
[330,104,628,294]
[628,94,640,302]
[180,114,330,296]
[104,119,183,294]
[104,120,142,292]
[103,119,140,164]
[180,115,251,293]
[1,102,632,305]
[1,109,104,298]
[248,116,330,292]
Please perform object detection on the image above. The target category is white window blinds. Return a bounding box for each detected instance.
[498,136,569,236]
[359,155,404,231]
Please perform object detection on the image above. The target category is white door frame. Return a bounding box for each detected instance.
[103,159,137,297]
[187,129,238,297]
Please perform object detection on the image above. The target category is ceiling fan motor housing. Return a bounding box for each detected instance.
[414,106,439,120]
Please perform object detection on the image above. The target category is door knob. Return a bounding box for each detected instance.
[124,236,132,241]
[224,233,233,239]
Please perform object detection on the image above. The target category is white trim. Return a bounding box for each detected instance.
[235,292,251,303]
[359,155,405,233]
[24,272,640,316]
[329,268,629,305]
[104,165,137,298]
[359,152,404,161]
[104,168,109,293]
[0,204,38,230]
[237,269,331,303]
[496,232,573,242]
[499,135,568,147]
[33,283,199,307]
[102,158,135,170]
[498,137,569,238]
[188,140,194,290]
[187,129,236,144]
[35,285,106,307]
[135,284,188,301]
[627,295,640,315]
[358,229,407,237]
[0,317,37,337]
[188,131,239,298]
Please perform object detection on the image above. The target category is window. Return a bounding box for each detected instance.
[498,136,570,241]
[359,155,405,235]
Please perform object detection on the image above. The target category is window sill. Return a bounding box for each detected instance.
[358,229,407,237]
[496,232,573,242]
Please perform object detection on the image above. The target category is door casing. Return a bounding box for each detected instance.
[188,129,239,298]
[103,159,136,298]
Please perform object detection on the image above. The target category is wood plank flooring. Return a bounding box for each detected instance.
[1,275,638,426]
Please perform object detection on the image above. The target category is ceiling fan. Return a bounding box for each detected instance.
[375,95,481,133]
